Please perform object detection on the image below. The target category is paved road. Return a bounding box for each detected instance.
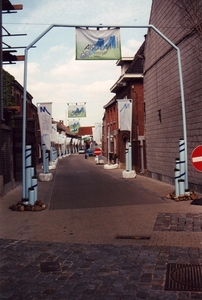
[1,154,202,299]
[49,154,164,210]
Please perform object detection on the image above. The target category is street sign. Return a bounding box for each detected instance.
[191,145,202,172]
[94,148,102,156]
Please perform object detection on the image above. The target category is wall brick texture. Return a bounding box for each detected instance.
[144,0,202,191]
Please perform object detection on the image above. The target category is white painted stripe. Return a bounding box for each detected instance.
[192,156,202,163]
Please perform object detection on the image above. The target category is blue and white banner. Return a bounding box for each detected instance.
[37,102,52,150]
[93,123,102,145]
[69,120,81,134]
[67,103,86,118]
[51,123,57,143]
[117,99,132,131]
[76,28,122,60]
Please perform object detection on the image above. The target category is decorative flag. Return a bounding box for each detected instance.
[37,102,52,150]
[51,123,57,143]
[93,123,102,145]
[69,120,81,134]
[117,99,132,131]
[76,28,122,60]
[67,103,86,118]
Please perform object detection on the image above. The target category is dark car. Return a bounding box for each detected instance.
[85,149,94,156]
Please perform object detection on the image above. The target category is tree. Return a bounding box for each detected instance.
[175,0,202,62]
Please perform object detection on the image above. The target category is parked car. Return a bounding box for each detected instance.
[78,148,85,154]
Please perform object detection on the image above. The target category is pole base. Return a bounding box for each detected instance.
[122,170,136,178]
[38,173,53,181]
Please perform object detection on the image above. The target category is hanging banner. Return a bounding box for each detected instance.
[67,103,86,118]
[93,123,102,145]
[117,99,132,131]
[76,28,122,60]
[69,120,81,134]
[38,102,52,150]
[51,123,57,143]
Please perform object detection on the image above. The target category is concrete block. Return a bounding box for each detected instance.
[38,173,53,181]
[122,170,136,179]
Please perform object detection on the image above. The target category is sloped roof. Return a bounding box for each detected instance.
[56,121,74,136]
[2,0,22,11]
[109,41,145,95]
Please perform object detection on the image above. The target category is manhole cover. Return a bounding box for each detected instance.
[165,263,202,291]
[115,235,150,240]
[40,262,61,272]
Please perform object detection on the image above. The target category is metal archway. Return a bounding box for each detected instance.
[22,24,188,199]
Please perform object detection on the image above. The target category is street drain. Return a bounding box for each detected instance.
[165,263,202,291]
[40,262,61,272]
[115,235,150,240]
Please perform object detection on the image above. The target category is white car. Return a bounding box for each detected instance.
[78,148,85,154]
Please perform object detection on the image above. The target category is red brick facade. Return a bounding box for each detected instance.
[144,0,202,191]
[103,43,146,171]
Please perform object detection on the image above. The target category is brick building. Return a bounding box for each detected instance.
[103,42,146,171]
[144,0,202,191]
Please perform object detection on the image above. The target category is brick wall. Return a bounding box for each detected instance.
[144,0,202,191]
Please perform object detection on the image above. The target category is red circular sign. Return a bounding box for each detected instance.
[94,148,102,156]
[191,145,202,172]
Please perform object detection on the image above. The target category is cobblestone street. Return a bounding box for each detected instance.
[2,238,202,300]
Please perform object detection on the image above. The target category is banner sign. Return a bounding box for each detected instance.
[76,28,122,60]
[93,123,102,145]
[117,99,132,131]
[51,123,57,143]
[69,120,81,134]
[68,103,86,118]
[38,102,52,150]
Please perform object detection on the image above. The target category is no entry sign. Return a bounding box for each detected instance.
[191,145,202,172]
[94,148,102,156]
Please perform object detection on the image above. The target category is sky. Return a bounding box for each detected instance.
[3,0,152,127]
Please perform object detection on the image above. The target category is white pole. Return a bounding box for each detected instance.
[108,126,110,164]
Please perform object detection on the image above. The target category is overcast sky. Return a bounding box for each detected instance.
[3,0,152,126]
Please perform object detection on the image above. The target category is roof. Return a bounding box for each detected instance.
[56,121,74,136]
[2,0,23,11]
[103,95,116,109]
[77,126,94,136]
[126,42,145,74]
[116,57,134,66]
[110,41,145,94]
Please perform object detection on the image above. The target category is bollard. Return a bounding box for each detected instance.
[25,145,32,200]
[29,188,35,205]
[179,139,185,180]
[125,148,129,171]
[31,177,38,202]
[45,152,49,173]
[42,144,47,174]
[128,142,132,172]
[185,189,190,196]
[178,179,185,195]
[174,168,180,197]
